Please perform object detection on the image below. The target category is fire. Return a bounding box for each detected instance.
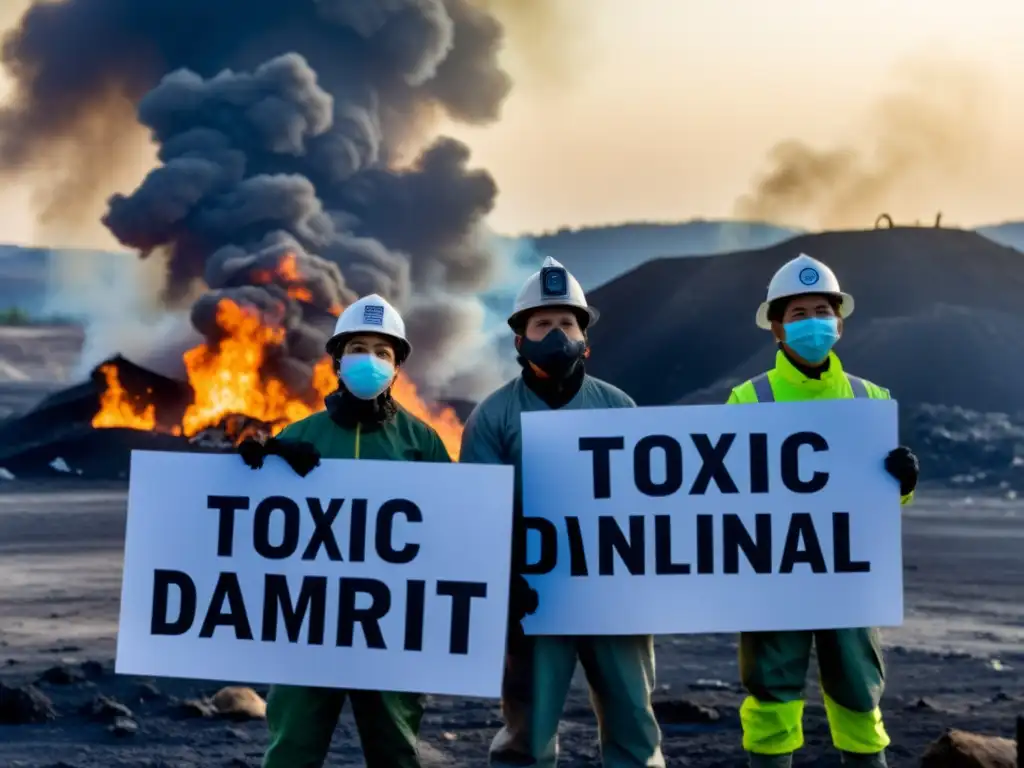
[276,253,314,304]
[91,298,464,460]
[92,365,158,431]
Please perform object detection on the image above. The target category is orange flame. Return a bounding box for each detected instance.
[90,298,463,460]
[277,253,314,303]
[92,365,158,431]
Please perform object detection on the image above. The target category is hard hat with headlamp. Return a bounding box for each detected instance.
[507,256,598,332]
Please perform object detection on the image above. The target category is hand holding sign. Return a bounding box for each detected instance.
[507,574,539,641]
[237,437,321,477]
[884,446,919,496]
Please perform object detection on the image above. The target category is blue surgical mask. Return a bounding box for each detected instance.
[782,317,840,364]
[339,354,395,400]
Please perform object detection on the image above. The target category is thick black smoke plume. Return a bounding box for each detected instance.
[0,0,516,397]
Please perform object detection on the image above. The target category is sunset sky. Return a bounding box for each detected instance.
[3,0,1024,248]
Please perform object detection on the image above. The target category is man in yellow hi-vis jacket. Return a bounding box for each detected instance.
[727,253,919,768]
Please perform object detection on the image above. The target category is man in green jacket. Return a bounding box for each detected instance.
[460,257,664,768]
[237,293,451,768]
[728,254,919,768]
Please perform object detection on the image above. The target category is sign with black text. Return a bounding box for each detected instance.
[117,450,515,698]
[519,399,902,635]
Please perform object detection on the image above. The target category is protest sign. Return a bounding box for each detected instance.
[116,450,515,698]
[519,399,902,636]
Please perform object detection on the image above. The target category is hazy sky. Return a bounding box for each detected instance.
[3,0,1024,248]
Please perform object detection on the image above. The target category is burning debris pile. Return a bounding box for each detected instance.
[90,305,466,456]
[0,347,466,480]
[0,0,532,472]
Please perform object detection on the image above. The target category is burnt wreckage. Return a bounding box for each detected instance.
[0,305,343,479]
[0,353,241,480]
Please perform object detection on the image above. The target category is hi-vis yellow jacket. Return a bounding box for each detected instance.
[727,350,914,506]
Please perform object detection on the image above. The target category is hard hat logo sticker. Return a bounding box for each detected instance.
[362,305,385,325]
[798,267,819,286]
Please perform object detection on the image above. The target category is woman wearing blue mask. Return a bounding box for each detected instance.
[725,254,919,768]
[238,293,451,768]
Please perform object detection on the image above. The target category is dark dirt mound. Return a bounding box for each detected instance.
[586,227,1024,413]
[528,220,798,289]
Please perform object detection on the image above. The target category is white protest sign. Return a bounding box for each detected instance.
[520,399,903,636]
[117,450,515,698]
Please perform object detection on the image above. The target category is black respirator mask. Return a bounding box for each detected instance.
[519,329,587,379]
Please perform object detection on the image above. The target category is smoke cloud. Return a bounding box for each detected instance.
[470,0,577,87]
[735,57,993,230]
[0,0,525,399]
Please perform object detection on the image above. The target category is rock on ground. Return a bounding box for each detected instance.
[920,728,1018,768]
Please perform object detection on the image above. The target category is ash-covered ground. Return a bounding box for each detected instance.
[0,481,1020,768]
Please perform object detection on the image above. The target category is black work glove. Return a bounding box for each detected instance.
[238,437,269,470]
[265,438,321,477]
[237,437,321,477]
[507,573,539,643]
[885,446,919,496]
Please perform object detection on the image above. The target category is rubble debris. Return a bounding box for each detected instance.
[134,682,162,702]
[81,694,133,722]
[899,404,1024,491]
[49,457,73,473]
[920,728,1017,768]
[79,661,104,680]
[108,716,138,737]
[906,697,943,712]
[189,415,275,450]
[171,696,218,719]
[38,664,85,685]
[0,683,57,724]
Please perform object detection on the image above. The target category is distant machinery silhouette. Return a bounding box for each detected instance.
[873,212,943,229]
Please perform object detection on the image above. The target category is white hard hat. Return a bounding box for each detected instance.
[325,293,411,362]
[755,253,855,330]
[507,256,599,331]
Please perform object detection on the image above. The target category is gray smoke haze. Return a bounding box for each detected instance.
[735,57,993,230]
[0,0,524,399]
